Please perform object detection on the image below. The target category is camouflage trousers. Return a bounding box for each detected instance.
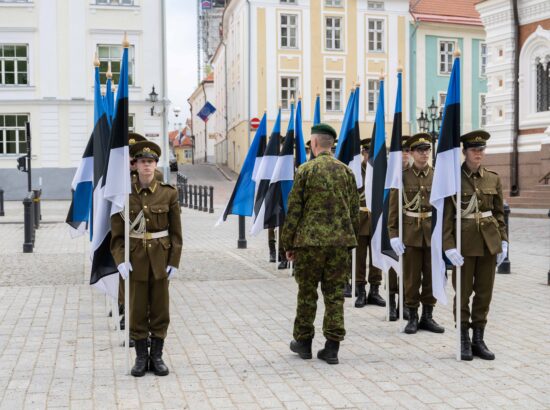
[293,246,351,342]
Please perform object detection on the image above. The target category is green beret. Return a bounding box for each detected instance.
[311,123,337,140]
[461,130,490,148]
[130,140,161,161]
[129,132,147,146]
[406,133,432,150]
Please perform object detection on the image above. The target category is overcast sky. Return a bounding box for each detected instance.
[166,0,198,129]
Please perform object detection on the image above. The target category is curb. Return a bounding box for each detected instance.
[215,164,234,181]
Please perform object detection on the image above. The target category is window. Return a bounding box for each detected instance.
[128,113,135,132]
[325,0,342,6]
[480,42,487,77]
[97,44,135,85]
[536,59,550,112]
[480,94,487,127]
[280,77,298,109]
[438,93,447,108]
[367,79,380,113]
[325,17,342,50]
[280,0,296,4]
[367,19,384,52]
[0,44,28,85]
[0,114,28,155]
[439,40,455,75]
[280,14,298,48]
[95,0,135,5]
[325,78,342,111]
[368,1,384,10]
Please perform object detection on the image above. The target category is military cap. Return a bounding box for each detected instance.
[461,130,490,149]
[311,123,337,140]
[129,132,147,146]
[406,133,432,150]
[130,140,162,161]
[401,135,411,151]
[360,138,371,151]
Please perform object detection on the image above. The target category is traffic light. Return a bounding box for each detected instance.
[17,155,28,172]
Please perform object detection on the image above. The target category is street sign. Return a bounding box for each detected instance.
[250,117,260,130]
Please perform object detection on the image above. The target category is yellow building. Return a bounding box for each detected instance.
[212,0,411,172]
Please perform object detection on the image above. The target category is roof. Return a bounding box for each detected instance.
[410,0,482,26]
[170,129,193,148]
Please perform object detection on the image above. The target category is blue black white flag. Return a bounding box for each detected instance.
[335,87,362,188]
[313,93,321,126]
[294,98,307,167]
[430,55,462,305]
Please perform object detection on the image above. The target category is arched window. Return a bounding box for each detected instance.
[536,57,550,112]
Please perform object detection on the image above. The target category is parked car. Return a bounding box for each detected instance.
[169,151,178,172]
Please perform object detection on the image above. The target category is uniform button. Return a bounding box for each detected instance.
[421,186,424,189]
[421,196,425,199]
[144,193,147,196]
[148,243,152,247]
[481,222,484,226]
[144,205,148,209]
[475,188,479,192]
[146,218,150,222]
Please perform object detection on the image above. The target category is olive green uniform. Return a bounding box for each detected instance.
[282,151,359,342]
[356,162,383,286]
[111,179,183,341]
[444,163,507,329]
[388,165,436,309]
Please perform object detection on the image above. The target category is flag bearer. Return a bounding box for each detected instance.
[283,124,359,365]
[355,138,385,308]
[388,133,444,334]
[443,130,507,361]
[111,140,182,377]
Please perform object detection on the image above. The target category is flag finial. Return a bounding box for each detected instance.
[355,81,361,87]
[106,61,113,79]
[379,71,385,80]
[122,32,130,48]
[397,65,403,73]
[453,48,461,58]
[290,96,295,104]
[93,52,100,67]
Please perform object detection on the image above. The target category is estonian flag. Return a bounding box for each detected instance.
[90,45,130,299]
[218,112,267,223]
[430,55,462,305]
[335,87,362,188]
[105,74,114,123]
[313,93,321,126]
[294,98,307,167]
[250,108,281,235]
[366,78,399,274]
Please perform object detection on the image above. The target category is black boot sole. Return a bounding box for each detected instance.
[149,361,170,376]
[354,298,367,308]
[471,346,495,360]
[366,297,386,307]
[461,353,474,361]
[317,351,338,365]
[418,321,445,333]
[290,342,312,359]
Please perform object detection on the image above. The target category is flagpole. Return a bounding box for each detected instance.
[398,188,404,329]
[124,194,130,373]
[454,49,462,361]
[351,249,356,306]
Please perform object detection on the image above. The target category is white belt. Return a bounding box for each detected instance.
[463,211,492,219]
[360,207,370,212]
[129,230,169,240]
[404,211,432,218]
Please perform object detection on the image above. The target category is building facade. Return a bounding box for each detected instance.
[0,0,166,199]
[476,0,550,206]
[188,73,217,163]
[198,0,226,82]
[409,0,488,134]
[212,0,411,173]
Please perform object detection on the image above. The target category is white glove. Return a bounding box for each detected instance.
[496,241,508,267]
[166,265,178,280]
[390,238,406,256]
[117,262,133,280]
[445,248,464,267]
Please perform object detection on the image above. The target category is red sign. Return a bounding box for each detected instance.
[250,117,261,130]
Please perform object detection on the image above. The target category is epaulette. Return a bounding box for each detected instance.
[484,167,499,175]
[160,182,177,189]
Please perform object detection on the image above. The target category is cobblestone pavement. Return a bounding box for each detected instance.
[0,165,549,409]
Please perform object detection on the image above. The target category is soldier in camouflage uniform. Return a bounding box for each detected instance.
[443,130,508,361]
[283,123,359,365]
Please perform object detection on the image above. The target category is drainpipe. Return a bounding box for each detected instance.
[222,5,229,165]
[247,0,251,148]
[187,98,195,165]
[161,0,169,181]
[511,0,520,196]
[201,81,208,163]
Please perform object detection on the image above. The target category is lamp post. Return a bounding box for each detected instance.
[148,86,159,116]
[417,97,443,164]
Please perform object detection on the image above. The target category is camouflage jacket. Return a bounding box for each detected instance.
[281,151,360,250]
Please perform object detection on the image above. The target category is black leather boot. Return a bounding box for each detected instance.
[461,326,473,361]
[367,284,386,307]
[149,338,170,376]
[389,294,397,321]
[119,315,125,330]
[404,308,418,334]
[317,339,340,365]
[131,339,149,377]
[418,305,445,333]
[269,242,276,263]
[289,339,312,359]
[343,282,352,298]
[278,253,289,269]
[354,284,367,308]
[396,305,409,320]
[471,327,495,360]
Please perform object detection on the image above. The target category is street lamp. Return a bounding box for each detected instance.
[417,97,443,164]
[148,86,159,116]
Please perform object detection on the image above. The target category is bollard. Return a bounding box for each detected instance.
[188,185,193,209]
[209,186,214,213]
[238,215,247,249]
[182,182,188,207]
[32,189,41,229]
[497,202,511,274]
[203,185,208,212]
[193,185,198,210]
[0,188,4,216]
[198,186,203,211]
[23,193,34,253]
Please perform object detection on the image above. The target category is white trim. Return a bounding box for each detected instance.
[366,16,386,53]
[322,55,346,73]
[277,54,302,73]
[277,10,301,50]
[323,14,345,53]
[479,41,487,78]
[437,39,457,76]
[324,76,344,113]
[479,93,487,128]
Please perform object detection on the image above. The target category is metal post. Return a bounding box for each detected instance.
[203,185,208,212]
[498,202,511,274]
[26,122,32,193]
[238,215,247,249]
[189,185,193,209]
[23,194,34,253]
[193,185,198,210]
[547,209,550,285]
[198,186,203,211]
[183,181,188,207]
[32,189,41,229]
[0,189,4,216]
[209,186,214,213]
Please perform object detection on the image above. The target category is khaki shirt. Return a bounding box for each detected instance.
[111,179,183,281]
[358,162,371,237]
[443,163,507,256]
[388,164,433,247]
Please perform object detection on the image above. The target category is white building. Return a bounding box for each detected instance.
[476,0,550,207]
[188,73,217,163]
[0,0,166,199]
